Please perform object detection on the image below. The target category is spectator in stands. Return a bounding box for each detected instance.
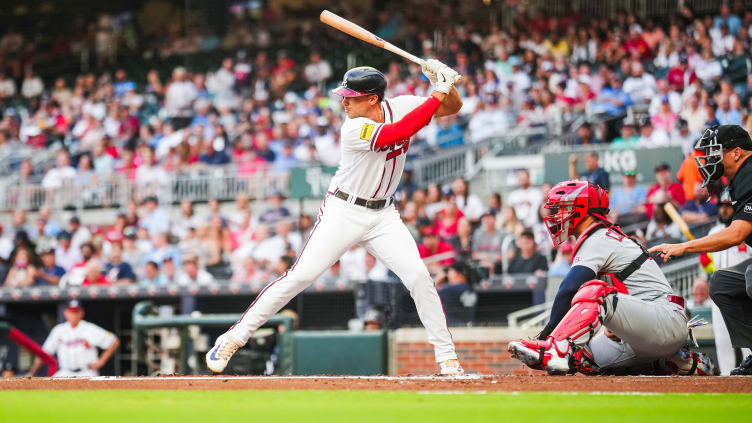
[273,140,300,172]
[177,254,215,286]
[315,259,346,289]
[623,60,657,104]
[37,206,62,238]
[715,94,742,125]
[496,229,548,276]
[54,231,82,272]
[140,261,166,287]
[680,182,718,224]
[434,192,463,240]
[452,178,484,222]
[673,119,698,155]
[472,212,506,265]
[135,146,169,195]
[574,122,600,145]
[646,202,682,241]
[3,247,35,287]
[507,169,542,227]
[569,151,610,190]
[436,261,476,326]
[651,97,679,133]
[680,93,707,134]
[611,119,639,149]
[448,218,473,263]
[143,232,181,269]
[646,163,686,218]
[0,71,16,98]
[500,204,525,237]
[165,67,197,129]
[232,256,267,286]
[139,196,170,236]
[687,277,711,309]
[34,247,64,286]
[161,257,177,285]
[418,225,454,274]
[609,170,647,222]
[549,242,574,277]
[259,190,290,225]
[68,216,91,252]
[636,118,670,148]
[104,242,135,285]
[121,227,146,269]
[364,252,389,281]
[20,69,43,99]
[82,260,110,285]
[303,51,332,88]
[592,73,632,116]
[41,150,76,191]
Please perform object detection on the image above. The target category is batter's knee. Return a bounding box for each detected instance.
[401,267,433,293]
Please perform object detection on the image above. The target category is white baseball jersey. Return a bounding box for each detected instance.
[328,95,425,200]
[572,224,675,301]
[42,320,117,373]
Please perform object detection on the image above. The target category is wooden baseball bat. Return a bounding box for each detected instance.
[663,202,695,240]
[320,10,461,83]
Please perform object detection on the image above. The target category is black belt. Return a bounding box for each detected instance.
[334,190,392,210]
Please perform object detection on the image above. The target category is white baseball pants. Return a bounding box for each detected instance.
[228,194,458,362]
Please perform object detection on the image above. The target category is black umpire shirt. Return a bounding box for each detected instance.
[729,155,752,246]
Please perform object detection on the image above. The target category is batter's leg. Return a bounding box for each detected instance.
[227,197,365,344]
[362,207,457,363]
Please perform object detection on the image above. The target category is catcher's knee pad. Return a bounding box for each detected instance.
[550,280,618,344]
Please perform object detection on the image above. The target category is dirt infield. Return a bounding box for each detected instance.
[1,375,750,393]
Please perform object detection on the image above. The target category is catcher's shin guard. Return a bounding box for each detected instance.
[508,280,616,375]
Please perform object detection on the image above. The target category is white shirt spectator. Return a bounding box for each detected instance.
[71,227,92,251]
[507,186,542,227]
[648,91,682,116]
[340,246,366,281]
[42,166,77,190]
[637,128,670,148]
[468,106,508,144]
[455,195,485,221]
[623,73,657,104]
[252,237,286,264]
[695,58,722,85]
[55,246,84,271]
[21,75,44,98]
[304,59,333,84]
[165,80,198,118]
[0,76,16,97]
[177,269,216,286]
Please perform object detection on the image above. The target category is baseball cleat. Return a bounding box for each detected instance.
[205,333,242,373]
[508,339,575,375]
[659,348,720,376]
[730,354,752,376]
[439,359,464,376]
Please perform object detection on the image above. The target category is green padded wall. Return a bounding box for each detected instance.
[291,331,387,375]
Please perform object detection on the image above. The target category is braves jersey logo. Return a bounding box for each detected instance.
[377,139,409,160]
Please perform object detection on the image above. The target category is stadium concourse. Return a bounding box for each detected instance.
[1,0,752,378]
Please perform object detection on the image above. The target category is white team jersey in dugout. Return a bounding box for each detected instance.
[328,95,426,200]
[42,320,116,372]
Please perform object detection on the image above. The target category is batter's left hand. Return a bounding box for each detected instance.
[648,243,687,263]
[421,59,444,83]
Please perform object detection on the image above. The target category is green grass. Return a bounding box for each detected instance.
[1,391,751,423]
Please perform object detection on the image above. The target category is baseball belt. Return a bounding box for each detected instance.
[334,189,393,210]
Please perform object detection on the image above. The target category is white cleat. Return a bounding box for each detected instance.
[205,333,242,373]
[439,359,464,376]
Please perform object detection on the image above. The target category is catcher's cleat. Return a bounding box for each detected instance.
[731,354,752,376]
[205,333,242,373]
[439,359,464,376]
[658,348,720,376]
[507,339,574,375]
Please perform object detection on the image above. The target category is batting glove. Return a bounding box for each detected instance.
[421,59,444,83]
[434,66,459,94]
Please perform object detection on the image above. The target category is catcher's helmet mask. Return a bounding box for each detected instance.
[544,181,610,248]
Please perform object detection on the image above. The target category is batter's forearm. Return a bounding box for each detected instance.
[435,87,462,117]
[372,96,441,149]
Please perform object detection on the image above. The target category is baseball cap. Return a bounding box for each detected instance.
[66,299,83,310]
[623,170,636,176]
[57,230,71,240]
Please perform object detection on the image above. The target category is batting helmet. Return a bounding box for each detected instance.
[694,125,752,187]
[543,180,610,247]
[331,66,387,101]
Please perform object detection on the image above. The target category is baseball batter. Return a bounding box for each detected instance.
[207,61,465,375]
[29,300,120,377]
[508,180,718,375]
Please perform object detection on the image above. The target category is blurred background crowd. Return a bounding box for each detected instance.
[0,0,749,318]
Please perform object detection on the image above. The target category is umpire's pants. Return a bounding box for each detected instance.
[710,258,752,348]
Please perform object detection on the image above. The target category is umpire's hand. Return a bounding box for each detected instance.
[648,243,687,263]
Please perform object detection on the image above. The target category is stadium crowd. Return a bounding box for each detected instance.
[0,1,750,301]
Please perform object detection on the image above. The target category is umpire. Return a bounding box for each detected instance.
[650,125,752,375]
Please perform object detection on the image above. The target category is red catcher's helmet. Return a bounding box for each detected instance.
[544,180,610,247]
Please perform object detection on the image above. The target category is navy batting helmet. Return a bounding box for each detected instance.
[331,66,386,101]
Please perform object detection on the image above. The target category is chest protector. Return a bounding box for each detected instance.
[571,221,651,294]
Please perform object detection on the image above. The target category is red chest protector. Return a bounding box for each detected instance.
[571,221,651,295]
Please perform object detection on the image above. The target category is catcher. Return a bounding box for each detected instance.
[508,180,717,375]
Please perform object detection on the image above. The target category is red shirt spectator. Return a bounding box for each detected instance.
[418,227,455,267]
[646,163,687,219]
[434,200,464,240]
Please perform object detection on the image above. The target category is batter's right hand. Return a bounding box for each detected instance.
[421,59,443,83]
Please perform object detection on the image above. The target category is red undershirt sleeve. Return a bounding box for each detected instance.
[372,96,441,150]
